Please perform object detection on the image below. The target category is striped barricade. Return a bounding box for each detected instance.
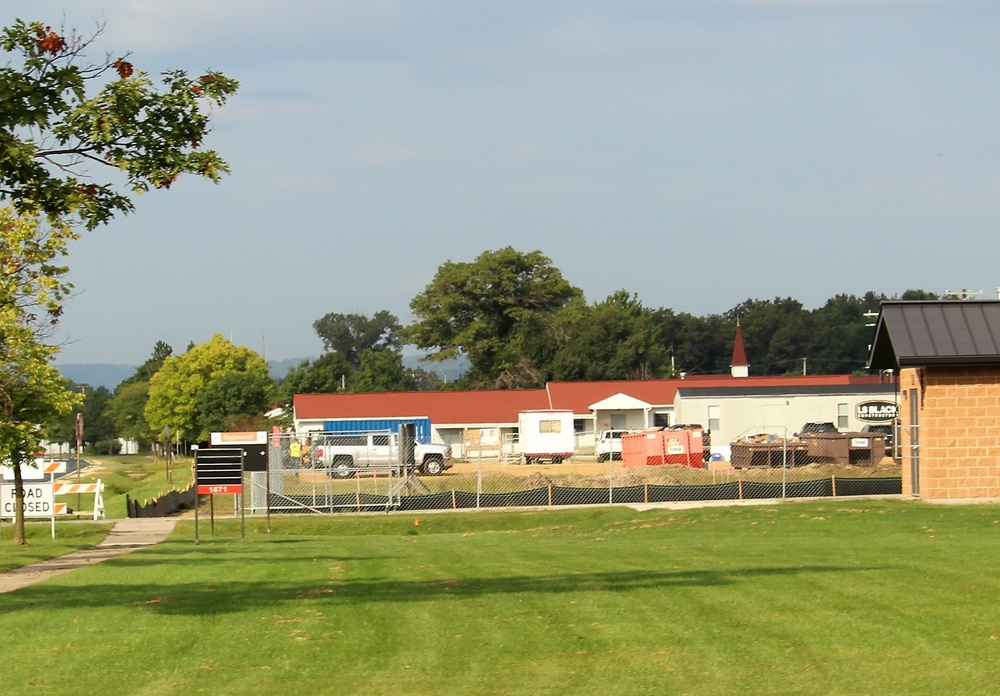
[53,479,105,520]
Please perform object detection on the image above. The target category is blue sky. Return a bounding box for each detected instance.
[8,1,1000,365]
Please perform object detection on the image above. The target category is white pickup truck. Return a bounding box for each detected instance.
[596,430,629,462]
[312,432,453,478]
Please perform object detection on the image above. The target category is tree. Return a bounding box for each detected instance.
[0,207,79,544]
[45,382,115,452]
[1,20,238,229]
[145,334,271,442]
[351,349,418,393]
[312,311,401,368]
[106,380,152,446]
[196,370,274,434]
[119,340,173,388]
[725,298,811,376]
[101,341,174,449]
[280,352,355,399]
[406,247,581,387]
[0,19,236,543]
[551,292,670,381]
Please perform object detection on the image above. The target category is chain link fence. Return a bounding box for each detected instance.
[240,431,901,516]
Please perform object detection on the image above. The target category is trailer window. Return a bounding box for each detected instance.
[539,420,562,433]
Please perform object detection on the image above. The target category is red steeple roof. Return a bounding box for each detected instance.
[730,323,749,367]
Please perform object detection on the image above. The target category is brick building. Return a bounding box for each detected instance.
[868,300,1000,500]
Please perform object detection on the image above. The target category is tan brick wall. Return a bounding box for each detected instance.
[899,366,1000,499]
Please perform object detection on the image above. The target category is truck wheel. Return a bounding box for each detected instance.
[331,456,354,479]
[597,453,608,463]
[552,456,563,464]
[422,456,444,476]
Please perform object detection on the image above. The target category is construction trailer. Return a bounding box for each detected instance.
[517,409,575,463]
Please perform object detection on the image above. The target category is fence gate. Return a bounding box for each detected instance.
[247,431,407,515]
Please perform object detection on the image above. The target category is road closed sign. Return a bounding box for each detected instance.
[1,483,55,518]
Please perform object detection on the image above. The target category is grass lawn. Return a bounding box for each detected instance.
[0,522,113,572]
[1,500,999,695]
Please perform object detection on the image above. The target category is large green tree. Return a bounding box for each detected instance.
[0,19,236,542]
[145,334,272,441]
[280,352,355,399]
[0,20,238,229]
[0,207,79,544]
[105,380,152,446]
[196,370,275,434]
[406,247,581,387]
[312,311,401,368]
[551,291,670,381]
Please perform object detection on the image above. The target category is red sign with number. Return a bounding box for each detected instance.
[197,484,243,495]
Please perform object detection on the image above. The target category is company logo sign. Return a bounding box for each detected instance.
[856,401,898,422]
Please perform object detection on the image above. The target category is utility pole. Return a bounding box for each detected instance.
[944,289,982,301]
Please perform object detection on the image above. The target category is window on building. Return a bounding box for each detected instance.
[539,420,562,433]
[653,412,670,428]
[838,403,848,429]
[708,406,720,432]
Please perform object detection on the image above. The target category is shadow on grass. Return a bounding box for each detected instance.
[0,564,885,616]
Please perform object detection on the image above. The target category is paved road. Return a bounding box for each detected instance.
[0,518,178,594]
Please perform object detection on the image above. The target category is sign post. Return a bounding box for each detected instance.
[195,445,246,542]
[75,413,83,513]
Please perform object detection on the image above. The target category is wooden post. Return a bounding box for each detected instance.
[547,484,553,506]
[831,475,837,497]
[644,483,648,504]
[451,489,457,509]
[738,479,744,501]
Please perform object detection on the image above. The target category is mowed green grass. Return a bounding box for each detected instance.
[2,501,1000,695]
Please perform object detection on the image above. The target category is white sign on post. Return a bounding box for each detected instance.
[1,483,55,518]
[1,459,66,481]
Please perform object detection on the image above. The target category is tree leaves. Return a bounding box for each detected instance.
[0,20,238,229]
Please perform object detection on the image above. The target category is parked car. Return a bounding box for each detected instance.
[597,430,629,462]
[797,422,838,436]
[861,424,895,455]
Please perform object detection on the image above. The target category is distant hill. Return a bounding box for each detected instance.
[57,354,467,390]
[57,364,136,390]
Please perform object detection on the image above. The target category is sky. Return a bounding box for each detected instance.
[7,1,1000,366]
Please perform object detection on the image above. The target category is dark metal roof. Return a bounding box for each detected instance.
[678,384,895,398]
[867,301,1000,369]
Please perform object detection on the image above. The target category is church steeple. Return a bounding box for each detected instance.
[730,321,749,378]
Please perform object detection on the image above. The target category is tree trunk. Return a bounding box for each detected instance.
[12,462,26,545]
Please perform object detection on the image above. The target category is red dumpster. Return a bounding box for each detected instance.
[622,429,704,469]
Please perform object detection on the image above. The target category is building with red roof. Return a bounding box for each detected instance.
[293,373,895,460]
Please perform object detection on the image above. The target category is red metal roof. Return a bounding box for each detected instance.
[295,375,883,426]
[294,389,550,425]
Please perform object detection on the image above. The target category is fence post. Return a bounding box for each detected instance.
[738,479,744,501]
[451,489,457,509]
[547,484,552,507]
[831,475,837,497]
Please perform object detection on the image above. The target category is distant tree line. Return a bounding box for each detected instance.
[46,247,938,451]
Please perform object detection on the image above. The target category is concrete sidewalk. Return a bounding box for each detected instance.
[0,518,178,594]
